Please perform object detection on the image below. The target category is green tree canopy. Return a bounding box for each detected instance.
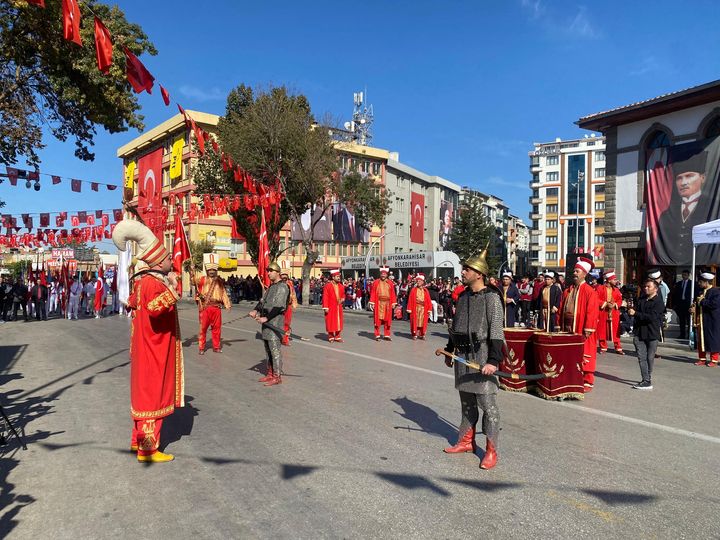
[0,0,156,167]
[446,194,501,275]
[192,84,391,302]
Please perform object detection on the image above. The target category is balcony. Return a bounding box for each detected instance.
[530,213,541,220]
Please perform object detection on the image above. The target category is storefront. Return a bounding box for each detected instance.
[340,251,460,280]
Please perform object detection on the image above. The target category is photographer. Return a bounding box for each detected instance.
[628,279,665,390]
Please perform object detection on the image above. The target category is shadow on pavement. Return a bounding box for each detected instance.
[357,331,381,341]
[391,396,458,445]
[160,396,198,452]
[582,488,657,506]
[593,371,636,387]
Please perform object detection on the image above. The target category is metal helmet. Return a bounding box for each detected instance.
[462,247,489,276]
[267,261,281,273]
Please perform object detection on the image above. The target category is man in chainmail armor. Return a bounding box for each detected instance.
[249,262,289,387]
[442,249,505,470]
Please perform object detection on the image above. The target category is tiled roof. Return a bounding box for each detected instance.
[577,79,720,127]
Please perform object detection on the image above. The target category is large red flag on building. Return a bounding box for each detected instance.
[137,148,163,239]
[257,208,270,286]
[62,0,82,45]
[410,191,425,244]
[122,46,154,94]
[94,17,112,73]
[172,213,191,294]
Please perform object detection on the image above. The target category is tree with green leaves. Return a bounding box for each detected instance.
[185,239,214,272]
[446,194,502,276]
[192,84,391,303]
[0,0,156,168]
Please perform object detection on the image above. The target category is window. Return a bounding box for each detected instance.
[546,187,559,197]
[594,235,604,244]
[532,220,539,229]
[546,251,558,260]
[595,218,604,228]
[594,151,605,162]
[546,236,558,244]
[279,237,286,252]
[567,219,586,250]
[371,162,381,176]
[595,201,605,210]
[328,242,336,256]
[561,142,579,149]
[532,189,539,198]
[586,141,596,146]
[396,198,404,212]
[546,204,558,213]
[546,155,559,165]
[546,220,558,229]
[531,250,540,261]
[567,155,586,214]
[647,131,670,149]
[705,117,720,138]
[546,172,559,182]
[594,184,605,194]
[532,204,539,213]
[530,156,540,166]
[395,223,404,236]
[594,168,605,178]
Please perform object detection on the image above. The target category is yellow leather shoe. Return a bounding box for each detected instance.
[137,451,174,463]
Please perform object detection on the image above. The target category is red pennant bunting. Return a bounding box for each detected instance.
[94,17,113,74]
[27,0,45,6]
[71,179,81,192]
[52,175,61,185]
[40,213,50,227]
[78,211,87,223]
[160,85,170,106]
[6,167,19,186]
[56,216,65,227]
[62,0,82,46]
[113,209,123,221]
[211,139,219,153]
[91,182,99,191]
[71,216,80,227]
[107,184,117,191]
[86,215,95,226]
[122,46,154,94]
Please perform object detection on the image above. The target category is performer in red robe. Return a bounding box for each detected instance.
[194,254,231,354]
[280,271,298,346]
[322,269,344,342]
[596,270,624,355]
[369,267,397,341]
[559,257,600,391]
[407,273,432,339]
[113,220,184,463]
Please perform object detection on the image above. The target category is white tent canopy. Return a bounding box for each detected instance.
[690,218,720,315]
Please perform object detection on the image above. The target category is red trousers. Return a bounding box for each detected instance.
[374,319,391,338]
[132,418,163,456]
[598,313,622,351]
[199,305,222,351]
[698,349,719,361]
[283,307,293,344]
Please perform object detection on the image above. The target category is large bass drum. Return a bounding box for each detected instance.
[499,328,537,392]
[532,332,585,400]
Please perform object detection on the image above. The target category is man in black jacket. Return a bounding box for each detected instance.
[30,281,49,321]
[628,279,665,390]
[671,269,693,339]
[10,278,29,322]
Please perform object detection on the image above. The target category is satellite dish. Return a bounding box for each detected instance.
[344,121,352,130]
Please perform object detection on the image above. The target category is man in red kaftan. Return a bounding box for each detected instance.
[368,267,397,341]
[322,269,344,342]
[559,257,600,391]
[596,269,624,355]
[113,220,184,463]
[407,273,432,340]
[195,254,231,355]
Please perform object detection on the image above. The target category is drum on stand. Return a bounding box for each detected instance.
[532,332,585,400]
[500,328,537,392]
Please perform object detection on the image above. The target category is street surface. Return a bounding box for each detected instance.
[1,302,719,539]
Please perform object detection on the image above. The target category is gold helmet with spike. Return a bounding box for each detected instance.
[461,244,490,276]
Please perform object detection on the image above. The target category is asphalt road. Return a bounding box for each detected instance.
[1,302,719,539]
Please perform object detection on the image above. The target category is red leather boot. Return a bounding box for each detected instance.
[443,427,476,453]
[264,374,282,386]
[258,366,274,382]
[480,439,498,469]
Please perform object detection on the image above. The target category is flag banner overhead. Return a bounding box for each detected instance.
[137,148,163,239]
[646,136,720,266]
[410,191,425,244]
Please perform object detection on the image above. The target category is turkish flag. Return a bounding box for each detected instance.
[27,0,45,6]
[94,17,112,73]
[91,182,99,191]
[137,148,163,240]
[51,175,61,185]
[122,46,154,94]
[172,213,190,294]
[257,208,270,287]
[113,208,123,222]
[71,179,81,192]
[160,85,170,106]
[40,213,50,227]
[410,191,425,244]
[62,0,82,46]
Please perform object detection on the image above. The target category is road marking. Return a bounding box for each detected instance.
[181,316,720,446]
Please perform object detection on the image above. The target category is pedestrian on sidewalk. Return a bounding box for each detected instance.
[628,278,665,390]
[690,272,720,367]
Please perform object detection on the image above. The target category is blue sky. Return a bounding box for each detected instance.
[4,0,720,250]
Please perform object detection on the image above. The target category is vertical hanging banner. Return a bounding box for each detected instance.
[137,148,163,240]
[410,191,425,244]
[169,136,184,180]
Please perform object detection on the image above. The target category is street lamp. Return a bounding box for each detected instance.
[574,171,585,252]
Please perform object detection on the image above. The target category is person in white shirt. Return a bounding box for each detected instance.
[68,279,82,320]
[84,280,95,316]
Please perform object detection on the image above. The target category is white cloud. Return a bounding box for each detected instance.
[566,7,599,39]
[629,56,663,77]
[178,85,226,102]
[521,1,600,40]
[520,0,544,20]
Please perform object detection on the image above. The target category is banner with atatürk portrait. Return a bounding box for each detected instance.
[645,136,720,266]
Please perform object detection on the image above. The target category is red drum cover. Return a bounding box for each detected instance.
[500,328,537,392]
[532,332,585,400]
